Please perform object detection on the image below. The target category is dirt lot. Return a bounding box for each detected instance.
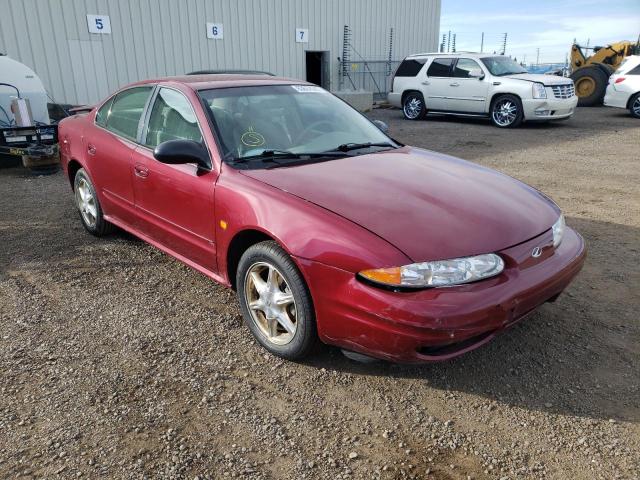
[1,107,638,479]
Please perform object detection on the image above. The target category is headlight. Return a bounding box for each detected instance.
[532,82,547,99]
[552,214,565,247]
[359,253,504,289]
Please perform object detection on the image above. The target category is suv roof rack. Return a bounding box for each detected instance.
[406,51,490,58]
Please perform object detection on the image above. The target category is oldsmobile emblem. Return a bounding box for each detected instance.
[531,247,543,258]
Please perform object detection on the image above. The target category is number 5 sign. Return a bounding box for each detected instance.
[87,14,111,34]
[206,23,224,40]
[295,28,309,43]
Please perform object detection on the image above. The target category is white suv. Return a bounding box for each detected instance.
[604,55,640,118]
[388,52,578,128]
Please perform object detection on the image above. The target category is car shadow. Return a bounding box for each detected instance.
[303,216,640,424]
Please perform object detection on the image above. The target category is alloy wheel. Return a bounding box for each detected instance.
[492,99,518,127]
[244,262,297,345]
[404,97,422,119]
[75,178,97,228]
[633,96,640,117]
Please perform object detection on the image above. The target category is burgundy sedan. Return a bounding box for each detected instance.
[58,75,585,363]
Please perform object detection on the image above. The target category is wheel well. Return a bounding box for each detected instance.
[227,229,275,290]
[626,92,640,109]
[401,89,422,104]
[67,159,82,189]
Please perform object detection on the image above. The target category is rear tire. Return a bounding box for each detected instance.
[73,168,114,236]
[490,94,523,128]
[571,67,608,107]
[236,241,317,360]
[629,93,640,119]
[402,92,427,120]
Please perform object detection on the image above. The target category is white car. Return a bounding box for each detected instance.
[388,52,578,128]
[604,55,640,118]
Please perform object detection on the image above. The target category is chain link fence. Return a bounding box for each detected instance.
[338,59,401,101]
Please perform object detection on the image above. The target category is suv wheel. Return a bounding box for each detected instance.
[237,241,317,360]
[629,93,640,119]
[402,92,426,120]
[490,94,523,128]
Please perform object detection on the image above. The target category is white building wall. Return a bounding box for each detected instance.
[0,0,440,105]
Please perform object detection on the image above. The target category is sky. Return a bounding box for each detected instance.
[440,0,640,64]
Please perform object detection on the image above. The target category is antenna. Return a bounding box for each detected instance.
[452,34,456,53]
[447,30,451,52]
[480,32,484,53]
[441,34,446,53]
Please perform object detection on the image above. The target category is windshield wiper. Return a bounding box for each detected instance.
[331,142,397,152]
[232,149,347,164]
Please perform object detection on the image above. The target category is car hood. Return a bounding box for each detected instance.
[505,73,573,85]
[240,147,560,262]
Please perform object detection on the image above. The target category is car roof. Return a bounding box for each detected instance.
[406,52,500,59]
[128,74,309,90]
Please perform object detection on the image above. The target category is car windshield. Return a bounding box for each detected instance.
[481,56,528,76]
[198,85,395,165]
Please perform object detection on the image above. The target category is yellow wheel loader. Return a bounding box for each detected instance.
[570,40,640,106]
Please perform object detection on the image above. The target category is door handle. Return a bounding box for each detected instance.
[421,80,430,85]
[87,144,96,155]
[449,82,460,87]
[134,164,149,178]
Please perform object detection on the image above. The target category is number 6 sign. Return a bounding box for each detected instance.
[295,28,309,43]
[87,14,111,34]
[206,23,224,40]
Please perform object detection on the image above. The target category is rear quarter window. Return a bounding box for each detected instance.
[395,59,426,77]
[628,64,640,75]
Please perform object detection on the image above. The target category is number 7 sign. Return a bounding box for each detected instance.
[295,28,309,43]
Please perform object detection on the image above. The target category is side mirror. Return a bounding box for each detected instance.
[371,119,389,134]
[154,139,211,170]
[468,68,485,79]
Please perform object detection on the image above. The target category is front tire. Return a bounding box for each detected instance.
[74,168,113,236]
[629,93,640,119]
[402,92,427,120]
[490,94,523,128]
[236,241,317,360]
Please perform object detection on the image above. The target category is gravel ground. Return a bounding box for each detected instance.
[1,106,638,479]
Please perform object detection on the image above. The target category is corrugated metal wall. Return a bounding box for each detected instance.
[0,0,440,105]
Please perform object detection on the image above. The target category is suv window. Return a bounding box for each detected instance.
[145,88,202,148]
[426,58,454,77]
[95,97,114,127]
[105,86,153,141]
[395,59,426,77]
[453,59,482,78]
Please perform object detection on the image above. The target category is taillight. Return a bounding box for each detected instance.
[615,77,626,84]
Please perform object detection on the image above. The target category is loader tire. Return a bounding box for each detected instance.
[571,67,608,107]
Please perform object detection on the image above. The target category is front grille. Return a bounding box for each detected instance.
[551,83,575,99]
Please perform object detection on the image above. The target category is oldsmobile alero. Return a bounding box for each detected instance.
[58,74,586,363]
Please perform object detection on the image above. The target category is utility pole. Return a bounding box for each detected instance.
[536,47,540,66]
[447,30,451,52]
[440,34,446,53]
[452,33,456,53]
[480,32,484,53]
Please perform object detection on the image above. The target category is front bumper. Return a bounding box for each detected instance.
[298,227,586,363]
[522,96,578,121]
[604,86,630,109]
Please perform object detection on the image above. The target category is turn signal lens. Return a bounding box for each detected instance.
[359,267,401,285]
[359,254,504,289]
[614,77,626,84]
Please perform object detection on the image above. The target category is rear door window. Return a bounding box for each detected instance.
[427,58,454,77]
[105,86,153,142]
[144,88,203,148]
[395,59,426,77]
[453,59,482,78]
